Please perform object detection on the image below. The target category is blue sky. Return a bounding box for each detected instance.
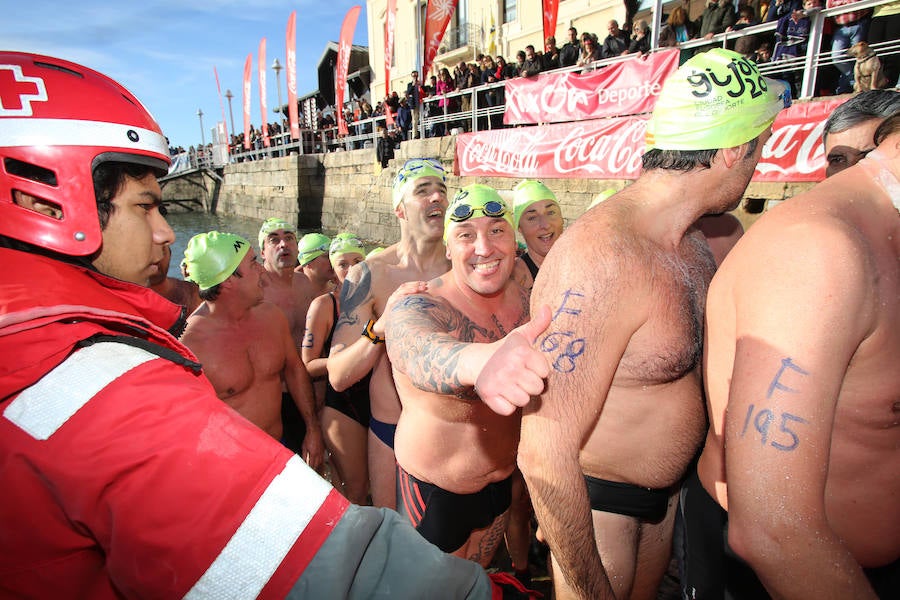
[3,1,369,149]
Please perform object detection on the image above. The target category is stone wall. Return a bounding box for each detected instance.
[195,131,815,245]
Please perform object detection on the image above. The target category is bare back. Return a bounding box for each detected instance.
[700,161,900,568]
[181,302,291,438]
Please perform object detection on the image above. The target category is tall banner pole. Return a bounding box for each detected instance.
[542,0,559,47]
[384,0,397,126]
[213,66,229,154]
[336,5,362,137]
[422,0,458,77]
[286,11,300,140]
[258,38,270,147]
[242,54,252,150]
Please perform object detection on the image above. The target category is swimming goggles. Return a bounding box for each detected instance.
[448,199,508,222]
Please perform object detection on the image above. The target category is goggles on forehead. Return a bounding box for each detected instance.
[449,199,508,223]
[396,158,446,184]
[331,236,363,250]
[300,242,329,257]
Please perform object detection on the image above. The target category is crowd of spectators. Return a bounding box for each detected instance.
[658,0,897,97]
[184,1,897,155]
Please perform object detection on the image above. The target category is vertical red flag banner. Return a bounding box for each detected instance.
[423,0,458,78]
[213,66,229,152]
[242,54,252,150]
[542,0,559,47]
[384,0,398,125]
[336,5,361,136]
[258,38,270,147]
[286,11,300,139]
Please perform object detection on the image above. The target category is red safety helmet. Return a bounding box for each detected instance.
[0,52,171,256]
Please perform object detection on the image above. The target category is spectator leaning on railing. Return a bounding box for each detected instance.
[559,27,581,67]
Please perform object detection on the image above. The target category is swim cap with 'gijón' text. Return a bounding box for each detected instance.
[182,231,250,291]
[646,48,790,151]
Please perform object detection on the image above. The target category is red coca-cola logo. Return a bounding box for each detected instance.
[756,119,825,179]
[553,118,646,176]
[458,130,543,175]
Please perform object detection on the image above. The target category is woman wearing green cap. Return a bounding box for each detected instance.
[302,233,371,504]
[511,180,565,293]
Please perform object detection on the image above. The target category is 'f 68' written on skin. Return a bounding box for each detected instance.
[539,289,587,374]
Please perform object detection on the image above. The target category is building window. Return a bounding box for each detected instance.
[503,0,516,24]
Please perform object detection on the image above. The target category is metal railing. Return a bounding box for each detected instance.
[183,0,896,165]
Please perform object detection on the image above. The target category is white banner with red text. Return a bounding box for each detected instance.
[457,97,845,182]
[503,49,680,125]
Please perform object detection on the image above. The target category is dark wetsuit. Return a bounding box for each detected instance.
[584,475,670,522]
[679,467,900,599]
[322,295,371,427]
[520,252,539,280]
[396,464,513,553]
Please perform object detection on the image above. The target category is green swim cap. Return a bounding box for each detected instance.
[365,247,384,260]
[258,218,297,250]
[444,184,514,241]
[512,180,559,229]
[329,232,365,264]
[182,231,250,291]
[646,48,789,151]
[392,158,447,209]
[297,232,331,266]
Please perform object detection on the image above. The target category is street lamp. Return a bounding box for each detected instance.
[272,58,284,116]
[224,89,235,136]
[197,108,205,147]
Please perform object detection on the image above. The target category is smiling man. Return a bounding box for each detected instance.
[385,184,551,567]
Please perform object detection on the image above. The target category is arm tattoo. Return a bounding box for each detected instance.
[336,262,373,328]
[388,295,496,395]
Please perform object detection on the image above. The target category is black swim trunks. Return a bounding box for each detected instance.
[324,376,371,428]
[680,467,900,599]
[584,474,670,522]
[280,392,307,455]
[369,416,396,449]
[396,464,513,553]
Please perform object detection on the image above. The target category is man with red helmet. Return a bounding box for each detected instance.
[0,52,504,598]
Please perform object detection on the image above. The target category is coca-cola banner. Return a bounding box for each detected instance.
[457,96,846,182]
[503,49,679,125]
[754,96,844,182]
[457,116,649,180]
